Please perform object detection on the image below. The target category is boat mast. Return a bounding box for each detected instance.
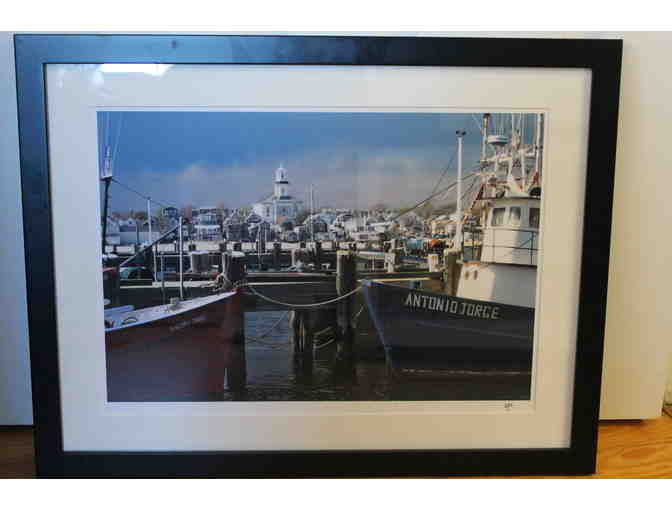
[481,114,490,164]
[178,216,184,300]
[310,184,315,242]
[147,197,156,281]
[100,146,113,255]
[535,113,543,179]
[456,129,466,248]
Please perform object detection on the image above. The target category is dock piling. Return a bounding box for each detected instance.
[443,248,461,296]
[273,242,282,270]
[224,344,247,393]
[336,250,357,363]
[385,250,401,273]
[290,310,315,368]
[428,253,440,272]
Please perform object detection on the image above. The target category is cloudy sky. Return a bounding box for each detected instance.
[98,111,537,214]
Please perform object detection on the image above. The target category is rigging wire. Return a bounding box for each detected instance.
[389,167,480,224]
[111,113,123,170]
[246,283,362,309]
[427,146,458,199]
[105,112,111,149]
[471,114,484,135]
[110,177,174,211]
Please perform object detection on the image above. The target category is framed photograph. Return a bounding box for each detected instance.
[15,34,621,477]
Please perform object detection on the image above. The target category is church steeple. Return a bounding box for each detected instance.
[274,163,290,198]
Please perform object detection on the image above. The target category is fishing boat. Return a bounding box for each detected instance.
[104,290,243,401]
[102,218,244,401]
[99,111,244,401]
[362,113,543,375]
[101,217,243,401]
[361,280,533,373]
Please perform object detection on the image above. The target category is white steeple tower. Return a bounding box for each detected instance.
[274,163,290,198]
[252,163,302,224]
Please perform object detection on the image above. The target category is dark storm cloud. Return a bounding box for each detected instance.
[98,111,518,212]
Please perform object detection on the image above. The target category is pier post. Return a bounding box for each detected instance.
[291,248,309,271]
[428,253,440,273]
[385,251,400,273]
[290,311,314,362]
[222,251,247,292]
[218,242,226,272]
[290,311,301,354]
[336,250,357,363]
[302,312,314,362]
[314,241,323,270]
[443,248,461,296]
[224,272,247,394]
[224,344,247,394]
[290,311,314,379]
[273,242,282,270]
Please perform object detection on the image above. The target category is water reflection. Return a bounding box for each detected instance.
[219,311,531,402]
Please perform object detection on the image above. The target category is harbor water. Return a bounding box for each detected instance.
[218,310,532,402]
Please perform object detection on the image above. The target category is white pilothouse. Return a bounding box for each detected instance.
[456,113,543,309]
[361,113,544,373]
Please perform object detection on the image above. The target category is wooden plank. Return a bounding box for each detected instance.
[3,414,671,478]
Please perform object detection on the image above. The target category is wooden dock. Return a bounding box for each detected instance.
[105,237,434,274]
[118,270,443,312]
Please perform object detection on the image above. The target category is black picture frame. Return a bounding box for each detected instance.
[14,34,622,478]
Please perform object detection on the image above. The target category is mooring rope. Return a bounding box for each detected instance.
[245,284,362,309]
[314,337,337,349]
[246,310,290,343]
[352,306,365,328]
[246,307,365,350]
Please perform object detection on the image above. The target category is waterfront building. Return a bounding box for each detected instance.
[223,209,247,241]
[117,217,161,245]
[162,206,179,219]
[304,214,328,237]
[249,220,272,241]
[252,164,303,224]
[193,206,223,241]
[246,212,264,225]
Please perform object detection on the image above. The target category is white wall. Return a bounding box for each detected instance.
[597,31,672,418]
[1,31,670,423]
[0,32,32,424]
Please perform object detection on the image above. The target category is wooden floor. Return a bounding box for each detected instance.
[2,411,671,478]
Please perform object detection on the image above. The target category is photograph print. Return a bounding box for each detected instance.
[99,110,544,403]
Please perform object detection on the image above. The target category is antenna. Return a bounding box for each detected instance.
[456,130,467,249]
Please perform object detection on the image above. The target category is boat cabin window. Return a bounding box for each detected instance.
[491,208,506,227]
[529,207,540,228]
[509,207,522,227]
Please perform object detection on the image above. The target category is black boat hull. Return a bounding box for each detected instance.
[361,280,534,373]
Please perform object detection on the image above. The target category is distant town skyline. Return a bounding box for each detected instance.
[98,111,539,215]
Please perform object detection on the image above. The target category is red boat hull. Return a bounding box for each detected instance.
[105,291,243,401]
